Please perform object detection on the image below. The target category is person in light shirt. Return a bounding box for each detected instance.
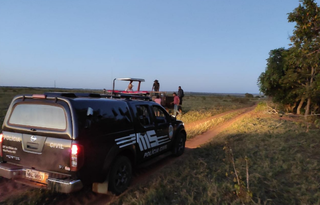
[172,92,181,116]
[154,95,162,105]
[125,83,133,91]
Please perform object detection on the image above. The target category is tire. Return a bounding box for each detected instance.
[173,133,186,157]
[108,156,132,195]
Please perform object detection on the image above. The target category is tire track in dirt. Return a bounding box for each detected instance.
[184,104,255,130]
[186,105,256,148]
[0,104,256,205]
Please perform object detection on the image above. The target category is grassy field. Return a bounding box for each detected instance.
[180,94,255,124]
[2,96,318,204]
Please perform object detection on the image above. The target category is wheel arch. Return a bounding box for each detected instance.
[173,125,186,143]
[102,144,137,178]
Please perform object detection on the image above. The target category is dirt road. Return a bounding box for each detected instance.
[0,105,256,204]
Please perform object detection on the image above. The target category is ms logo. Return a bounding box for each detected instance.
[137,130,159,151]
[116,130,171,152]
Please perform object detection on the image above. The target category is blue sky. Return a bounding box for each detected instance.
[0,0,317,93]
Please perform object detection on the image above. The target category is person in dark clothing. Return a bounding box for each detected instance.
[152,80,160,92]
[177,86,184,105]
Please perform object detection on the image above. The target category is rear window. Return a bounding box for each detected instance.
[9,104,67,130]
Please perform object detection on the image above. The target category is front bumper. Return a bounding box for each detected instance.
[0,162,83,193]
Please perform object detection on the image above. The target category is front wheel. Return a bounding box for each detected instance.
[173,133,186,157]
[108,156,132,195]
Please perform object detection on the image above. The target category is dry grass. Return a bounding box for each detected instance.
[185,111,243,139]
[179,95,255,124]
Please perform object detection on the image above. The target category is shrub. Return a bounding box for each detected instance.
[231,97,249,104]
[245,93,254,98]
[254,101,267,112]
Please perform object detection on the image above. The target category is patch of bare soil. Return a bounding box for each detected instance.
[0,104,259,205]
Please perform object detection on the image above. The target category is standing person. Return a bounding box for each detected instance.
[172,92,181,116]
[152,80,160,92]
[177,86,184,105]
[125,83,133,91]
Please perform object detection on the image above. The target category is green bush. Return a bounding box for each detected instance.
[245,93,254,98]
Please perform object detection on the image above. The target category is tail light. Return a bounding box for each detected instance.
[0,133,3,157]
[70,143,84,171]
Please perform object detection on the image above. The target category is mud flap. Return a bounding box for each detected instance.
[92,180,109,194]
[92,172,110,195]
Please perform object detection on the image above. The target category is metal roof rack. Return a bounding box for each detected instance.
[43,92,152,101]
[44,92,105,98]
[105,93,151,101]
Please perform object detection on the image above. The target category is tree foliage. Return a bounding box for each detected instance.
[258,0,320,115]
[258,48,293,104]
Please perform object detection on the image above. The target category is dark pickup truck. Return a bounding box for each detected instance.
[0,92,186,195]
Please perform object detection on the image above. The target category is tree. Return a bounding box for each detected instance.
[258,48,295,104]
[259,0,320,116]
[287,0,320,116]
[280,47,308,114]
[245,93,254,98]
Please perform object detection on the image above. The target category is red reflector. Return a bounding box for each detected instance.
[71,144,78,155]
[32,94,46,99]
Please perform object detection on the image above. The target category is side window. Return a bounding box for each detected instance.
[152,106,167,124]
[136,105,152,126]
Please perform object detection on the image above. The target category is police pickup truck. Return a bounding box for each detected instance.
[0,92,186,195]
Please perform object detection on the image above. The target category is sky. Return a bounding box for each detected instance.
[1,0,318,94]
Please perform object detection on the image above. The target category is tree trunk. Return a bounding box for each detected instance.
[297,97,305,115]
[305,67,314,118]
[305,97,311,117]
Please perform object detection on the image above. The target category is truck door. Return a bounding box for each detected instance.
[151,105,173,152]
[135,105,161,161]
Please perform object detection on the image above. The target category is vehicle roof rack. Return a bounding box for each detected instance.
[44,92,104,98]
[43,92,152,101]
[107,93,152,101]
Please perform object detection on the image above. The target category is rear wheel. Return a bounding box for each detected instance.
[173,133,186,157]
[108,156,132,195]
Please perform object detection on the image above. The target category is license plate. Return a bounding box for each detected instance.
[25,169,49,183]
